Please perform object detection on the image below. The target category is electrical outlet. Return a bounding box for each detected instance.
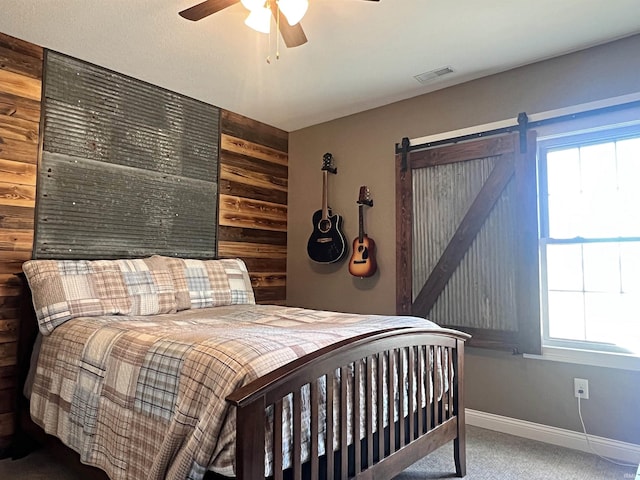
[574,378,589,399]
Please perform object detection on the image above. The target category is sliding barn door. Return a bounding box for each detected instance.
[396,132,540,353]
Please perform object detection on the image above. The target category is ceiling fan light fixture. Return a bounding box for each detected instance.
[245,6,271,33]
[278,0,309,26]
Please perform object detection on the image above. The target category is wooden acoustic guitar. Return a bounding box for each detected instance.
[307,153,348,264]
[348,186,377,277]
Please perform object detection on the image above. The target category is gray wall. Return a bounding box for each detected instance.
[288,34,640,444]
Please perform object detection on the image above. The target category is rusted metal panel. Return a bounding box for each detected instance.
[43,52,218,182]
[35,51,219,259]
[412,156,518,331]
[36,152,217,259]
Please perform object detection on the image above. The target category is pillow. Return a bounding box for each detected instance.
[22,258,177,335]
[114,258,177,315]
[153,256,255,310]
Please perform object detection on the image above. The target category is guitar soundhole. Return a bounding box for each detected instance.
[318,219,332,233]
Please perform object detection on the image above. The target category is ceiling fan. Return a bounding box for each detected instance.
[179,0,380,48]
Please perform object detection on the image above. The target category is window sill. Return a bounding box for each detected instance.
[523,346,640,371]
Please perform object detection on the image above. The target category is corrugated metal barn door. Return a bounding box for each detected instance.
[34,51,220,259]
[396,132,541,353]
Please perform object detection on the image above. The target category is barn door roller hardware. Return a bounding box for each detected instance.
[397,100,640,158]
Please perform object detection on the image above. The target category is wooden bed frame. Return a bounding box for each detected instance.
[226,327,469,479]
[15,279,469,479]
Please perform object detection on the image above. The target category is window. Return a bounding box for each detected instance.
[538,125,640,355]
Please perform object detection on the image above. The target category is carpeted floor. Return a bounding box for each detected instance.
[0,425,637,479]
[396,426,637,480]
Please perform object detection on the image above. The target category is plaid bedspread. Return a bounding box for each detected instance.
[29,304,439,480]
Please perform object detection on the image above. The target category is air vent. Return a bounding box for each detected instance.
[414,66,454,84]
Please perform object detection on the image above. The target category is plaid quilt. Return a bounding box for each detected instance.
[28,304,439,479]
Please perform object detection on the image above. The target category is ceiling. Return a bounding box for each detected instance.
[2,1,640,132]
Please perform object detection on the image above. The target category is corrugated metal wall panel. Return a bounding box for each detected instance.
[35,51,220,259]
[37,152,217,258]
[412,157,518,331]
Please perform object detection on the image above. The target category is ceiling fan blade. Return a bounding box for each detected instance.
[179,0,239,21]
[268,2,308,48]
[278,21,308,48]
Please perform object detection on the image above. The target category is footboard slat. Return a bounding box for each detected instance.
[293,389,302,480]
[274,398,283,480]
[326,371,335,478]
[228,327,469,480]
[398,348,405,449]
[310,380,319,479]
[366,355,374,469]
[376,352,384,463]
[353,359,362,475]
[416,345,424,436]
[387,349,396,454]
[408,346,415,443]
[427,346,433,431]
[440,348,447,424]
[448,348,454,420]
[340,365,348,479]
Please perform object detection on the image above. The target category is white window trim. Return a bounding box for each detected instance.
[409,92,640,146]
[410,92,640,371]
[523,347,640,372]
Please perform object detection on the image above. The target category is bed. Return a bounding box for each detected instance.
[18,255,469,480]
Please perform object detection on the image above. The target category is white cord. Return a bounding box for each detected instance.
[577,396,638,468]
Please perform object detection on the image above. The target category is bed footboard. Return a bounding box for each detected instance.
[226,327,469,480]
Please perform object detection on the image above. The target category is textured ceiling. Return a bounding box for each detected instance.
[1,0,639,131]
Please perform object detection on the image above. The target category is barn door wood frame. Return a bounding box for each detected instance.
[396,132,540,354]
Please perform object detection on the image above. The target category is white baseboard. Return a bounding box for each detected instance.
[466,409,640,465]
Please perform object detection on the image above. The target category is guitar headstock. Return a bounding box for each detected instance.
[357,186,373,206]
[321,153,337,174]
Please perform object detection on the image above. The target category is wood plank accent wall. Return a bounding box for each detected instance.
[0,32,42,452]
[218,110,288,304]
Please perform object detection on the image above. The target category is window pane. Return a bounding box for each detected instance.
[620,242,640,292]
[547,193,583,238]
[580,143,618,237]
[584,292,620,343]
[546,149,581,238]
[619,190,640,237]
[580,143,617,194]
[581,189,620,237]
[547,291,584,340]
[547,149,580,196]
[546,244,583,291]
[619,293,640,353]
[617,138,640,236]
[582,243,620,293]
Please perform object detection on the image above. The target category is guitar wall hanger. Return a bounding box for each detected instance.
[322,153,337,174]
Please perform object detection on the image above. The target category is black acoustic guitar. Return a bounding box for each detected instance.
[348,186,377,277]
[307,153,347,263]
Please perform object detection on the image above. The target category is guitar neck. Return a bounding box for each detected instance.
[321,170,329,219]
[358,204,364,242]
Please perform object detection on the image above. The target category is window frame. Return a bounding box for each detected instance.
[537,124,640,356]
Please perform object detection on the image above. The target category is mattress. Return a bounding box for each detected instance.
[27,304,442,480]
